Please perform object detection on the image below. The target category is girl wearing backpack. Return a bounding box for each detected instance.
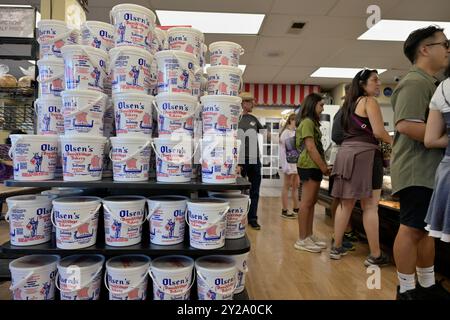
[279,113,300,219]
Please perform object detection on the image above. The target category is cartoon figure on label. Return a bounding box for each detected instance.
[140,113,152,130]
[30,153,43,172]
[223,162,233,176]
[13,288,22,300]
[92,37,101,49]
[215,114,229,132]
[180,69,189,89]
[26,217,39,238]
[156,289,165,300]
[40,282,52,300]
[117,23,126,43]
[202,160,213,174]
[218,82,228,95]
[43,113,51,132]
[51,39,65,55]
[91,67,101,87]
[165,218,176,238]
[111,220,122,239]
[129,66,140,86]
[144,31,153,48]
[63,155,68,174]
[115,112,121,131]
[207,289,217,300]
[156,157,163,174]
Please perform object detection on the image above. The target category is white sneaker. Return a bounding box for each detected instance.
[294,238,322,253]
[309,235,327,249]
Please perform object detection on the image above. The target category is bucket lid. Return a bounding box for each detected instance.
[195,255,235,272]
[206,65,243,75]
[155,92,198,103]
[41,188,84,196]
[61,44,109,59]
[147,195,188,202]
[37,19,67,28]
[110,136,152,144]
[200,95,242,104]
[37,58,65,67]
[109,46,153,61]
[6,194,54,205]
[209,41,242,50]
[167,27,204,40]
[106,255,151,271]
[103,195,147,203]
[10,134,58,142]
[53,196,102,205]
[111,4,156,24]
[9,255,60,271]
[62,89,107,100]
[155,50,196,61]
[112,92,155,101]
[58,254,104,270]
[153,136,193,144]
[82,21,114,30]
[59,135,107,144]
[151,255,194,273]
[155,28,167,36]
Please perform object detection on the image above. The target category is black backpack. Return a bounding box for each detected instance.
[332,108,345,145]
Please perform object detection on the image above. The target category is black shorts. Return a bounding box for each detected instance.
[372,152,383,190]
[398,186,433,230]
[298,168,323,182]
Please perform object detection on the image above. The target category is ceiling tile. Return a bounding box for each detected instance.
[259,14,310,37]
[272,66,317,83]
[271,0,339,15]
[302,77,344,90]
[385,0,450,20]
[250,37,302,66]
[243,65,282,83]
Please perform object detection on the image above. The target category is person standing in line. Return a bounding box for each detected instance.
[237,92,264,230]
[279,113,300,219]
[294,93,329,253]
[329,69,392,265]
[391,26,450,300]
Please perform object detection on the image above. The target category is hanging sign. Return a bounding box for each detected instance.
[0,7,35,38]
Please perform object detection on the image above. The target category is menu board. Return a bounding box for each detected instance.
[0,7,35,38]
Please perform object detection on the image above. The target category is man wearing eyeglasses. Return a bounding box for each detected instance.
[391,26,450,300]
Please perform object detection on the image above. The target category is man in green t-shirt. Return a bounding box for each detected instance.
[391,26,450,300]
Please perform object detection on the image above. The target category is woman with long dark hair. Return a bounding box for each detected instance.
[330,69,393,264]
[279,113,300,218]
[294,93,329,253]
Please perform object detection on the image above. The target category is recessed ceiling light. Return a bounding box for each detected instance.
[205,64,247,73]
[0,5,33,8]
[311,67,387,78]
[156,10,265,34]
[358,19,450,41]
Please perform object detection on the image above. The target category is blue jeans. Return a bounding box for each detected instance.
[241,163,262,222]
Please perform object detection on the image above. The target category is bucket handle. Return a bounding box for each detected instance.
[9,271,34,292]
[152,100,200,121]
[103,203,148,227]
[8,136,24,159]
[38,29,77,45]
[109,140,151,163]
[37,71,64,83]
[103,270,148,296]
[172,51,201,78]
[145,202,161,221]
[151,141,198,165]
[245,198,251,216]
[81,47,108,77]
[63,94,105,118]
[185,205,229,230]
[148,267,196,296]
[196,270,239,295]
[51,203,102,231]
[4,203,18,223]
[55,266,103,293]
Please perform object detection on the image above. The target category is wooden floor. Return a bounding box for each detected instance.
[1,196,443,300]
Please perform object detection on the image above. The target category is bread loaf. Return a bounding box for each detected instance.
[18,76,33,88]
[0,74,17,87]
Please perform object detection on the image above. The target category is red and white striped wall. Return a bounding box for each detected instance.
[242,84,321,106]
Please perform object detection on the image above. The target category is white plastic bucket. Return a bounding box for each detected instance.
[195,255,237,300]
[149,255,194,300]
[157,114,194,137]
[103,97,115,138]
[56,254,104,300]
[61,45,108,92]
[81,21,114,52]
[231,253,249,294]
[155,28,168,51]
[146,196,188,245]
[37,58,65,97]
[152,137,194,183]
[52,196,102,249]
[9,255,59,300]
[192,66,202,97]
[42,188,84,197]
[207,65,242,96]
[5,195,54,246]
[62,90,107,136]
[110,137,151,182]
[167,27,204,64]
[35,97,64,135]
[9,134,58,181]
[105,255,150,300]
[209,193,250,239]
[37,20,78,59]
[200,95,242,137]
[60,136,106,181]
[209,41,244,67]
[103,196,147,246]
[110,4,156,51]
[110,46,153,94]
[112,92,154,136]
[154,92,199,121]
[186,199,229,250]
[200,43,207,68]
[155,50,200,95]
[201,136,241,184]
